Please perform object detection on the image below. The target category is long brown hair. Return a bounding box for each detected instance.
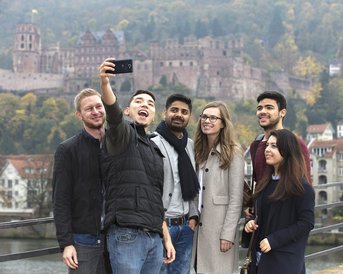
[194,101,241,169]
[254,129,309,201]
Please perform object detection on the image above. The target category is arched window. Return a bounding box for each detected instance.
[319,160,327,172]
[318,175,327,185]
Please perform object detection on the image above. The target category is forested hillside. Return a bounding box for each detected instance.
[1,0,343,70]
[1,0,343,154]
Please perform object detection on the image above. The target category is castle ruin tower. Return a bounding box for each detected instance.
[13,23,41,73]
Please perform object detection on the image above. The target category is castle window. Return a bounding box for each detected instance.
[29,44,32,50]
[21,43,24,49]
[223,50,227,56]
[29,35,32,41]
[21,35,24,41]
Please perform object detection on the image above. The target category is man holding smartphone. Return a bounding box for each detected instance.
[98,58,175,274]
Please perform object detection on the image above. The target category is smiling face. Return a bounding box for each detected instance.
[265,135,283,173]
[125,93,155,127]
[200,107,224,140]
[256,98,286,131]
[164,100,191,135]
[76,95,105,130]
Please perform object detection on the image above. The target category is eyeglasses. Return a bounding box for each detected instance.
[200,114,222,123]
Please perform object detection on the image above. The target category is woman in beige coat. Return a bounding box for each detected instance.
[193,101,244,274]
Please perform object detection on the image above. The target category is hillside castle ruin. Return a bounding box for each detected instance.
[0,23,310,99]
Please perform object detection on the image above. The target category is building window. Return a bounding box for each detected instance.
[15,179,19,185]
[319,160,327,172]
[25,167,34,174]
[318,191,327,205]
[8,180,13,188]
[339,167,343,176]
[318,175,327,184]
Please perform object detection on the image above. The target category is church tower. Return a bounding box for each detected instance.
[13,23,41,73]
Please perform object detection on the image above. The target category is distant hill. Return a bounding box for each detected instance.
[1,0,343,73]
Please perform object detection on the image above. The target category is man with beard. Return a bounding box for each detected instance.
[151,94,199,274]
[53,88,111,274]
[244,91,311,218]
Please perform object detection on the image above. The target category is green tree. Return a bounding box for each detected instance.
[194,19,208,38]
[267,6,285,48]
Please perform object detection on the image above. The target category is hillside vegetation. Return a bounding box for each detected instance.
[1,0,343,154]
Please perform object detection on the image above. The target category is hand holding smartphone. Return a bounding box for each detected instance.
[105,59,133,74]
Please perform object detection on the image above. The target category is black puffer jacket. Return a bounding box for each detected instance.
[102,123,164,235]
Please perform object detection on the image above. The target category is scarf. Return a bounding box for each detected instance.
[156,121,199,201]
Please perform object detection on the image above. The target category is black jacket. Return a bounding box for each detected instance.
[102,102,164,235]
[249,181,315,274]
[52,130,103,249]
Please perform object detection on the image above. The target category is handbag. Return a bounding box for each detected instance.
[240,218,257,274]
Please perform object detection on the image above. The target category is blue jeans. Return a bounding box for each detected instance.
[160,223,194,274]
[107,225,163,274]
[69,234,108,274]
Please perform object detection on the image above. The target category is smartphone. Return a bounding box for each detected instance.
[106,59,133,74]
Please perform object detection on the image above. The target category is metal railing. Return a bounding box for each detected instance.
[1,202,343,263]
[0,217,59,263]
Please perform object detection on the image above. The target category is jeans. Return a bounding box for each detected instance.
[160,223,194,274]
[69,234,108,274]
[107,225,163,274]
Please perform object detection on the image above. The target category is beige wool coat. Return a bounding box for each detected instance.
[193,145,244,274]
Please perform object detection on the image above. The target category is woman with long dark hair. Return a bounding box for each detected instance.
[244,129,315,274]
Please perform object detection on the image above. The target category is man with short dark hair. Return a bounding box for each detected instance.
[152,94,199,274]
[99,58,175,274]
[244,91,311,218]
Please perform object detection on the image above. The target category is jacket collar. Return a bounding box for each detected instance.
[81,129,100,142]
